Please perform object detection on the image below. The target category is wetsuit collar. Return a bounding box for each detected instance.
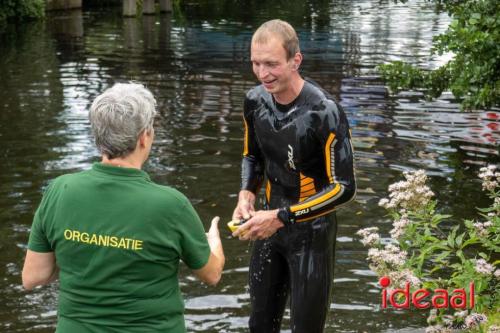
[272,80,309,116]
[274,95,299,113]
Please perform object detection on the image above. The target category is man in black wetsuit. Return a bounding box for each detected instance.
[232,19,356,332]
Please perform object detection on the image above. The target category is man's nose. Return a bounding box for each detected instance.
[257,65,269,79]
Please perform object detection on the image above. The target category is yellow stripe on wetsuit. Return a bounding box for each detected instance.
[325,133,336,183]
[243,118,249,156]
[290,133,344,222]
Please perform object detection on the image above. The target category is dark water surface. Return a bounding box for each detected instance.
[1,1,499,332]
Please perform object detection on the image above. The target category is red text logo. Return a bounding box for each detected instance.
[380,276,475,309]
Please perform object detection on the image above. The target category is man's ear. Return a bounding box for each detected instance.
[293,52,303,70]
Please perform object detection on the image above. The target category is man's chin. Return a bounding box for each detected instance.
[262,84,277,93]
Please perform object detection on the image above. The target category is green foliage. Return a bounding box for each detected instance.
[357,167,499,330]
[0,0,45,25]
[378,0,500,110]
[378,61,453,100]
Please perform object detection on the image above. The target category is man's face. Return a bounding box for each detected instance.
[251,36,295,96]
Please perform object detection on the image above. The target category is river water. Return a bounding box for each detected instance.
[0,1,498,332]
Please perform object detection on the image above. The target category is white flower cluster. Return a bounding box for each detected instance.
[454,310,468,318]
[495,269,500,279]
[379,170,434,212]
[388,268,421,288]
[356,227,380,246]
[474,259,495,275]
[488,325,500,333]
[479,165,500,191]
[427,309,438,324]
[441,315,457,328]
[473,221,493,237]
[464,313,487,328]
[426,311,488,332]
[390,212,411,239]
[368,243,407,270]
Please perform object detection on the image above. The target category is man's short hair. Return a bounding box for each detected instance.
[252,19,300,60]
[89,82,157,159]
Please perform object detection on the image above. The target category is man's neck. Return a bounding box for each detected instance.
[273,76,305,105]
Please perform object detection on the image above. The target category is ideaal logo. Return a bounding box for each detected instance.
[379,276,475,309]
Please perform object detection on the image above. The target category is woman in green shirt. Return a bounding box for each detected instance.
[22,82,225,333]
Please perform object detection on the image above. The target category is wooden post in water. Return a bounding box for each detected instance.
[159,0,173,13]
[124,18,139,48]
[46,0,82,11]
[123,0,137,17]
[143,0,156,15]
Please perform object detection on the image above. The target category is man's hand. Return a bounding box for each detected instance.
[232,190,256,220]
[233,209,284,241]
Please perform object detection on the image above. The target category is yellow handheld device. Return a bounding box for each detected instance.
[227,219,247,233]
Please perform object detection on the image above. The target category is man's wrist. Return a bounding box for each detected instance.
[277,207,295,226]
[239,190,256,204]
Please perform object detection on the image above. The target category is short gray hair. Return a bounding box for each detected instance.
[89,82,157,159]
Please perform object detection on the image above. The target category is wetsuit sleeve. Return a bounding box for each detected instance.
[284,102,356,223]
[241,94,265,193]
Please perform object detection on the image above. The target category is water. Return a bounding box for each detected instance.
[0,1,498,332]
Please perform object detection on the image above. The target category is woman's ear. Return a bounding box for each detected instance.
[138,130,148,148]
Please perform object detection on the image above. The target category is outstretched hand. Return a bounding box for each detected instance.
[206,216,221,247]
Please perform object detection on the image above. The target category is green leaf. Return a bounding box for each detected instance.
[434,251,451,263]
[462,238,480,247]
[455,232,465,247]
[447,225,459,248]
[429,266,444,274]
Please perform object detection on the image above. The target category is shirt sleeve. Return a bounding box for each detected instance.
[177,198,211,270]
[28,184,55,253]
[241,92,265,194]
[285,100,357,223]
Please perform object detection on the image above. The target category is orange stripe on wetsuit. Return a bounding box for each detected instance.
[299,173,316,202]
[290,133,344,222]
[265,180,271,202]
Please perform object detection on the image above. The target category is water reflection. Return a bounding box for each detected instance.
[47,9,84,38]
[0,1,498,332]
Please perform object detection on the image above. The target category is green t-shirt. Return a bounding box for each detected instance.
[28,163,211,333]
